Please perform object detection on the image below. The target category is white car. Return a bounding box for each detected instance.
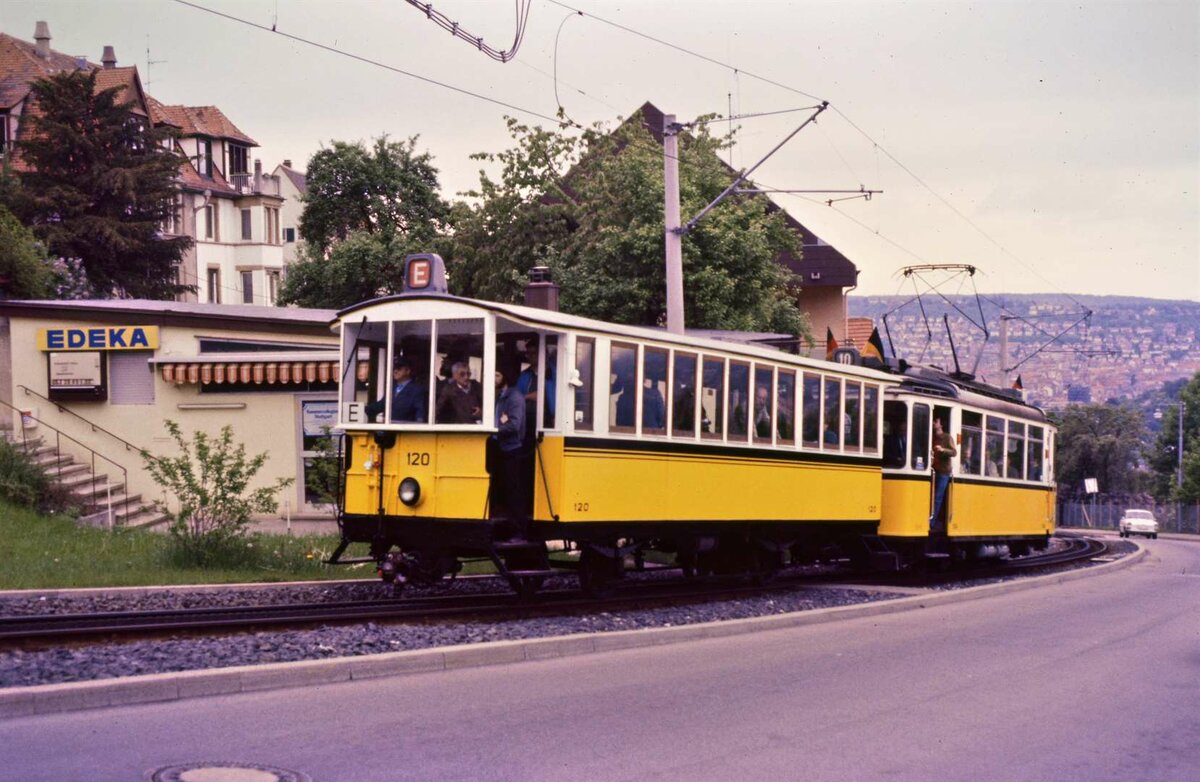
[1118,509,1159,539]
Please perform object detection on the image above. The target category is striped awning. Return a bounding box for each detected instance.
[150,351,341,387]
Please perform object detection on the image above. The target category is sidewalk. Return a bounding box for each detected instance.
[249,516,338,536]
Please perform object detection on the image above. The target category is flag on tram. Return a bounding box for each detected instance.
[825,327,839,360]
[862,327,885,361]
[1012,375,1024,390]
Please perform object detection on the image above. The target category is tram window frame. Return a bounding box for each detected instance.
[540,335,560,431]
[882,400,908,468]
[432,317,485,426]
[642,346,668,436]
[752,364,775,445]
[1027,424,1045,482]
[339,319,388,422]
[727,360,751,443]
[388,320,433,425]
[1006,421,1026,480]
[910,403,930,470]
[777,369,797,446]
[801,372,822,448]
[822,377,842,450]
[608,342,639,434]
[960,410,984,475]
[844,381,862,452]
[671,350,699,439]
[985,416,1005,478]
[573,336,595,432]
[700,356,726,440]
[863,384,879,454]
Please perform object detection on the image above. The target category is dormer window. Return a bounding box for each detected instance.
[229,143,249,176]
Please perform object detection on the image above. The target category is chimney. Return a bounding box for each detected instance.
[282,159,292,168]
[253,159,263,193]
[34,21,51,58]
[101,46,117,69]
[524,266,560,312]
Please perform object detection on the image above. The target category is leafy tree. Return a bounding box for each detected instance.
[299,135,449,254]
[5,70,192,299]
[1148,372,1200,501]
[0,204,56,298]
[449,114,809,336]
[1052,403,1148,495]
[142,420,292,565]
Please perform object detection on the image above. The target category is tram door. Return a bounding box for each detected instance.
[931,404,954,532]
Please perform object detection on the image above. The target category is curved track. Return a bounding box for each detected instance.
[0,535,1112,645]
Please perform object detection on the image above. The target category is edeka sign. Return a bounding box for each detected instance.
[36,326,160,352]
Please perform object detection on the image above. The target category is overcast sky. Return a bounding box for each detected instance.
[5,0,1197,301]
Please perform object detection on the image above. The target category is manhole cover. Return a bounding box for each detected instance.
[150,763,312,782]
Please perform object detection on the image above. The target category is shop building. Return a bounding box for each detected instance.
[0,300,339,523]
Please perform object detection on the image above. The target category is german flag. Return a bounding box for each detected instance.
[862,326,885,362]
[1012,375,1024,391]
[825,327,839,361]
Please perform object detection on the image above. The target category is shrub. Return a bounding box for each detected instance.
[0,436,79,515]
[142,420,293,566]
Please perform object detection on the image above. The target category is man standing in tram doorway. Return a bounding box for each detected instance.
[930,416,957,533]
[492,368,528,539]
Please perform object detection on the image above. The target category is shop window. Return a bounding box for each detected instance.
[573,338,594,431]
[671,352,698,438]
[608,343,637,433]
[642,348,667,435]
[701,357,725,439]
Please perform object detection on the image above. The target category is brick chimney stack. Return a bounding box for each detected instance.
[524,267,560,312]
[101,46,117,69]
[34,21,51,58]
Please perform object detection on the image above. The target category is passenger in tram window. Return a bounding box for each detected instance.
[823,420,840,446]
[491,368,528,538]
[435,361,482,423]
[610,349,637,428]
[930,416,957,532]
[776,388,794,441]
[642,378,665,430]
[366,357,427,423]
[754,385,772,439]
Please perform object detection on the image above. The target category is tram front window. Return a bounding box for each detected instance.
[387,320,432,423]
[434,318,484,424]
[341,319,388,423]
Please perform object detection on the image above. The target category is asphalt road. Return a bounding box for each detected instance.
[1,539,1197,782]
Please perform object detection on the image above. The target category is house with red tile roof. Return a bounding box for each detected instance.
[0,22,287,306]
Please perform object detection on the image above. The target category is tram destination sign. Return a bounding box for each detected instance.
[37,325,159,352]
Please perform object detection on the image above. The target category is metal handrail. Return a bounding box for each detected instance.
[17,385,144,454]
[0,397,132,527]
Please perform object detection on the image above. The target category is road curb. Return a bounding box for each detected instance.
[0,545,1148,720]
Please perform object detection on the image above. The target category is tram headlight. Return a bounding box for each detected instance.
[398,477,421,506]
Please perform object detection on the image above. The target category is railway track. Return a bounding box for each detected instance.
[0,535,1111,646]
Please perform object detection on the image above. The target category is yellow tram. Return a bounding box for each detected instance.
[328,254,1056,593]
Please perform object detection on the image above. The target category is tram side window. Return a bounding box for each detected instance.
[728,361,750,442]
[882,400,908,468]
[433,318,484,425]
[573,338,595,431]
[801,373,821,448]
[701,357,725,439]
[844,382,862,450]
[1027,425,1045,482]
[960,411,983,475]
[672,351,698,437]
[753,365,774,444]
[823,378,842,449]
[341,319,387,414]
[985,416,1005,477]
[541,336,559,429]
[642,348,668,435]
[863,384,879,454]
[1007,421,1026,480]
[777,370,796,445]
[609,343,638,433]
[910,403,930,470]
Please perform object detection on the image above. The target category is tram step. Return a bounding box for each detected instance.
[506,569,557,578]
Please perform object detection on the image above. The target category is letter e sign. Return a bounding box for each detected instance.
[408,259,430,289]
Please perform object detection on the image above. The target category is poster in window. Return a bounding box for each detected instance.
[301,400,340,450]
[47,351,107,401]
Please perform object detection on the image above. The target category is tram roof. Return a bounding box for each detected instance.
[334,293,897,380]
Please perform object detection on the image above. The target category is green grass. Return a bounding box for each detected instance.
[0,500,377,590]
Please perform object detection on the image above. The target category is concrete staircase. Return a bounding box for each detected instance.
[4,434,168,529]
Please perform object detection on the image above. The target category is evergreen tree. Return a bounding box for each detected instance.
[6,70,192,299]
[0,204,56,298]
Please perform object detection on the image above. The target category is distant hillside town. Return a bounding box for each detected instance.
[849,294,1200,410]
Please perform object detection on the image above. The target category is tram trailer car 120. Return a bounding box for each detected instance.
[327,254,1056,595]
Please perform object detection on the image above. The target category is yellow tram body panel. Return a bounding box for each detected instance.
[343,432,491,520]
[879,474,1055,538]
[539,436,882,525]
